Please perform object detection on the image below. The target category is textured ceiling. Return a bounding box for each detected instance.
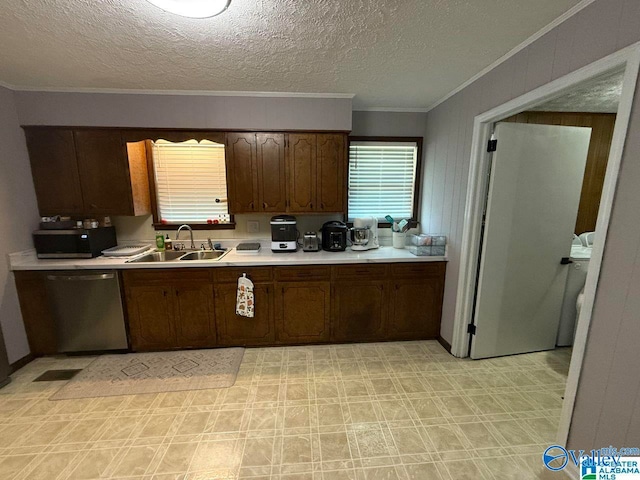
[531,69,623,113]
[0,0,583,109]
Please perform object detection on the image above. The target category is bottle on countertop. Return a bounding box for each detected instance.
[164,234,172,251]
[155,232,165,251]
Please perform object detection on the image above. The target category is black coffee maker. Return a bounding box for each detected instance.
[321,221,348,251]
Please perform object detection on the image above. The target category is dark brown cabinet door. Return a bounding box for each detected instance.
[275,281,330,343]
[332,281,386,341]
[256,133,287,212]
[24,128,84,215]
[287,134,316,212]
[174,284,216,348]
[215,283,275,345]
[74,130,133,215]
[126,286,175,351]
[226,133,258,213]
[388,278,444,340]
[14,272,57,355]
[317,134,345,212]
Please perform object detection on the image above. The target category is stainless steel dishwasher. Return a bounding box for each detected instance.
[45,271,128,352]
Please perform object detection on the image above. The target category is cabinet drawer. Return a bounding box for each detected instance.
[390,262,446,279]
[214,267,273,284]
[333,264,388,280]
[123,268,211,286]
[275,266,331,281]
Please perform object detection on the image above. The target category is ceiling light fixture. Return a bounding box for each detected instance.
[146,0,230,18]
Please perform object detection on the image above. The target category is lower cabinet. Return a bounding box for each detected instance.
[174,284,216,348]
[215,283,275,346]
[126,285,176,351]
[332,281,387,341]
[18,262,447,354]
[275,281,331,343]
[388,264,446,340]
[123,271,216,351]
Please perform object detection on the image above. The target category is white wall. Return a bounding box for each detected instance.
[0,86,39,363]
[351,111,428,137]
[14,92,352,131]
[422,0,640,451]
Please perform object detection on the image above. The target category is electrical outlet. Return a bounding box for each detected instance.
[247,220,260,233]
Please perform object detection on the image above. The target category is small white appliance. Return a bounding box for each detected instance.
[557,245,591,346]
[270,215,298,252]
[350,216,379,251]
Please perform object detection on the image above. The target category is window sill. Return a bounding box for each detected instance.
[347,221,419,229]
[153,223,236,231]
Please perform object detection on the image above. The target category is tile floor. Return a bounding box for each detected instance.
[0,341,572,480]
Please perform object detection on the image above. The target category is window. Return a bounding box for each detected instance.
[151,139,230,226]
[347,137,421,223]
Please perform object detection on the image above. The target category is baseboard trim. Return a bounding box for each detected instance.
[9,353,34,373]
[437,335,452,353]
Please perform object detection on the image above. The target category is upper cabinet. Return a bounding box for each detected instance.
[24,127,347,217]
[24,128,84,216]
[317,134,346,212]
[24,127,151,217]
[257,133,287,212]
[227,132,346,214]
[226,132,288,214]
[226,132,259,213]
[287,133,346,213]
[287,134,317,212]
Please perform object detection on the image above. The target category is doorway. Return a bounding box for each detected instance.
[451,44,640,446]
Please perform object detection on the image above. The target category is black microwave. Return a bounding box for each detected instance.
[33,227,117,259]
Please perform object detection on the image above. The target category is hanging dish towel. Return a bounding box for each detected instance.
[236,273,255,318]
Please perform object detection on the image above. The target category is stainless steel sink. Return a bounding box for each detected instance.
[179,250,228,261]
[126,251,185,263]
[126,249,228,263]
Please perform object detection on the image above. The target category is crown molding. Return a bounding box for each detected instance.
[424,0,598,113]
[7,85,355,99]
[353,107,430,113]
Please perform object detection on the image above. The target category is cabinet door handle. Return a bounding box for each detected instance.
[163,290,167,296]
[310,202,313,209]
[176,290,180,297]
[320,203,325,209]
[249,202,254,210]
[263,202,267,209]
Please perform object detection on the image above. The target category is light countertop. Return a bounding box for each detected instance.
[9,245,447,271]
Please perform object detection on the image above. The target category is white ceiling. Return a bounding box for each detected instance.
[531,68,623,113]
[0,0,584,109]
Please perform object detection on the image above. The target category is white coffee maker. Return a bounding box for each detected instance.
[351,216,379,251]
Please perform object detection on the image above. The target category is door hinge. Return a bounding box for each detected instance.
[487,139,498,152]
[467,324,476,335]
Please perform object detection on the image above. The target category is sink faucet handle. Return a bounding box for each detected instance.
[207,238,214,250]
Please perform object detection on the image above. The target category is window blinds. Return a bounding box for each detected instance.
[348,141,418,221]
[152,139,228,223]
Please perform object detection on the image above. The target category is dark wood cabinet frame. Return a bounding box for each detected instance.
[347,136,424,229]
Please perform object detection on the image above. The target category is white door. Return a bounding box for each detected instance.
[471,122,591,359]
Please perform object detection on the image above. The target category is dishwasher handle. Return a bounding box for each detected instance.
[47,273,115,281]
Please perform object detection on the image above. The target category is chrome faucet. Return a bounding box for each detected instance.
[176,225,196,250]
[207,238,215,251]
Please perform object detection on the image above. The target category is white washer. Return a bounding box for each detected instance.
[557,245,591,346]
